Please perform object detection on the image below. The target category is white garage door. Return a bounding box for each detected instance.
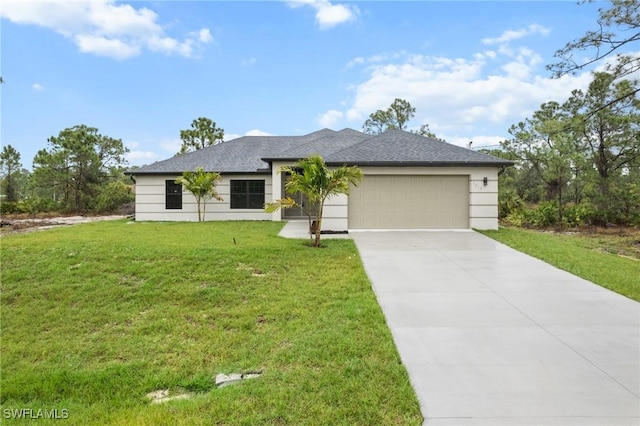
[348,175,469,229]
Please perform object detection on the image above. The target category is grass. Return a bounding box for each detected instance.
[0,220,422,425]
[479,226,640,302]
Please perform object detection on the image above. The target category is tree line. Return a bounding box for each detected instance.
[485,0,640,227]
[0,125,133,215]
[485,71,640,227]
[0,117,227,216]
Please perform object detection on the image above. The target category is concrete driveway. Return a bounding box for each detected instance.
[351,230,640,426]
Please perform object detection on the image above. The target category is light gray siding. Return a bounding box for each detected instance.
[134,174,272,222]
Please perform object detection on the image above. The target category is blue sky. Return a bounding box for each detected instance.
[1,0,608,168]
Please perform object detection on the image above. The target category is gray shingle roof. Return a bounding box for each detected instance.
[128,128,511,175]
[266,128,369,160]
[325,129,512,166]
[129,129,337,174]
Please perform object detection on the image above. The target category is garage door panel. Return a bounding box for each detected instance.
[348,175,469,229]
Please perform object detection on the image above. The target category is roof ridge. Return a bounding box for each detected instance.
[322,131,377,160]
[267,128,368,159]
[274,131,340,155]
[265,131,332,157]
[324,128,511,165]
[128,127,512,174]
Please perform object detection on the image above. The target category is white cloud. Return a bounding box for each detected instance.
[317,109,343,128]
[147,34,193,57]
[346,57,365,68]
[345,52,406,69]
[196,28,212,43]
[225,129,273,141]
[286,0,358,29]
[160,138,182,153]
[125,148,158,167]
[75,34,141,59]
[341,33,593,145]
[32,83,44,91]
[0,0,213,60]
[245,129,273,136]
[499,48,542,80]
[124,151,160,166]
[242,56,257,66]
[126,150,156,160]
[482,23,550,45]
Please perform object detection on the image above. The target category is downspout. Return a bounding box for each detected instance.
[129,175,136,220]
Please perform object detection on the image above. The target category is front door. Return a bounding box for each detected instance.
[282,175,312,219]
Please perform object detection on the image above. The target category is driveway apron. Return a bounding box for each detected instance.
[351,230,640,426]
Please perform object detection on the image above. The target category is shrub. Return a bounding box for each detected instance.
[95,182,134,214]
[562,202,596,227]
[523,201,559,228]
[499,189,524,218]
[19,198,61,216]
[504,210,525,227]
[0,201,17,215]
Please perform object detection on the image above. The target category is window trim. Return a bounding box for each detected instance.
[165,179,183,210]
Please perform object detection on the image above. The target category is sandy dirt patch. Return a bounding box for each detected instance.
[0,215,127,236]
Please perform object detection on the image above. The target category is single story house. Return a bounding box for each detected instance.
[126,128,512,230]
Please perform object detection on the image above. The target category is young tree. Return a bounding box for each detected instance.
[265,155,363,247]
[0,144,22,202]
[175,167,223,222]
[363,98,416,134]
[178,117,224,155]
[31,125,129,212]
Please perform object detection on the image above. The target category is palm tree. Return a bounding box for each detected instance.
[266,155,363,247]
[176,167,223,222]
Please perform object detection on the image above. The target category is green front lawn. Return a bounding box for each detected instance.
[479,227,640,302]
[1,220,421,425]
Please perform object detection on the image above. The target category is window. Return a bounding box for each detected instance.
[165,180,182,209]
[230,180,265,209]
